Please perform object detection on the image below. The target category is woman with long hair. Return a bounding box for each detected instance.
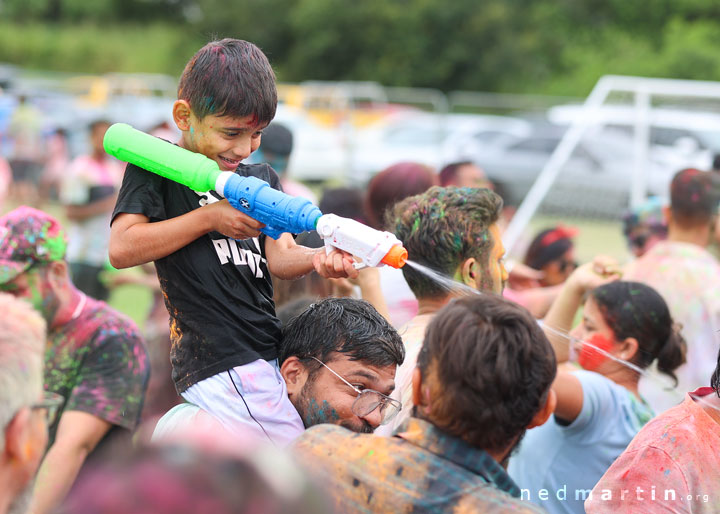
[509,259,687,514]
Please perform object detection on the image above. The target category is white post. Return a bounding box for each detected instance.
[502,78,613,252]
[631,88,651,208]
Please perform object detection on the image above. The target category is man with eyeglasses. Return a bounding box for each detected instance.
[0,206,149,514]
[292,294,556,513]
[153,296,404,441]
[279,297,405,434]
[0,293,57,514]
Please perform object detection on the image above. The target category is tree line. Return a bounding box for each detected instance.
[3,0,720,95]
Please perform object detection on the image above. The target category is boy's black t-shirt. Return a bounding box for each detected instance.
[112,161,283,393]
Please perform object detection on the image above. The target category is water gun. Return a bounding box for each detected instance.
[103,123,407,269]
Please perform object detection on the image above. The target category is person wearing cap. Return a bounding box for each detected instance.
[523,226,579,288]
[0,206,149,514]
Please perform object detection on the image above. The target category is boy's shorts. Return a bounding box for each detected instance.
[181,358,305,446]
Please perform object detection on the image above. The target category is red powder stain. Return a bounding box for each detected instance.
[578,333,614,371]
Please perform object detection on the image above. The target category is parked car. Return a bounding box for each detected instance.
[473,126,681,217]
[349,111,533,183]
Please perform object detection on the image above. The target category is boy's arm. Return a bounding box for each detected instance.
[110,200,264,268]
[265,233,359,280]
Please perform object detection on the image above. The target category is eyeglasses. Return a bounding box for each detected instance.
[30,392,64,426]
[309,357,402,426]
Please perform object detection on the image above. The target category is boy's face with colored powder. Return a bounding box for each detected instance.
[175,102,267,172]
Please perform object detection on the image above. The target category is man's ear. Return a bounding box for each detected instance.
[527,389,556,429]
[662,205,673,226]
[280,356,308,399]
[47,260,69,289]
[172,100,192,131]
[459,257,477,288]
[411,367,432,414]
[4,407,30,462]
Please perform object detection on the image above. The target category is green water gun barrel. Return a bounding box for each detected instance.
[103,122,221,193]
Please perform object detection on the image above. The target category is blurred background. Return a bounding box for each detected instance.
[3,0,720,326]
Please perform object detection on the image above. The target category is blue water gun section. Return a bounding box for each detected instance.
[223,173,322,239]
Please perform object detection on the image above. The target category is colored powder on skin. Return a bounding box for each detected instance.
[303,398,340,427]
[578,333,614,371]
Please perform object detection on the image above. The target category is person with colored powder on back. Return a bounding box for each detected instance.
[0,293,56,514]
[376,185,508,435]
[152,296,405,439]
[624,168,720,413]
[292,293,557,513]
[586,345,720,513]
[509,261,686,514]
[109,39,357,447]
[0,206,149,514]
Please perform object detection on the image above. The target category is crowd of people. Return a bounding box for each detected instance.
[0,38,719,513]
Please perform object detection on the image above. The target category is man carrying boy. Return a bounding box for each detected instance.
[109,39,357,445]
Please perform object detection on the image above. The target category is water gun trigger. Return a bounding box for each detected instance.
[323,239,369,270]
[260,226,285,240]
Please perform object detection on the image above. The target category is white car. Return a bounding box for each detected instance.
[349,111,533,183]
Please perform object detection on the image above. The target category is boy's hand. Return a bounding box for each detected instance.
[313,248,360,279]
[206,200,265,240]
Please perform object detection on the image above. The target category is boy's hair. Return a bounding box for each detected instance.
[390,186,502,299]
[178,38,277,124]
[416,294,556,453]
[278,297,405,375]
[670,168,720,228]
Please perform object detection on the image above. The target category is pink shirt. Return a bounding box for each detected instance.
[586,387,720,513]
[624,241,720,412]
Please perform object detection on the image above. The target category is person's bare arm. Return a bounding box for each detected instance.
[109,200,264,269]
[542,257,621,363]
[65,195,117,221]
[30,411,112,514]
[265,233,358,280]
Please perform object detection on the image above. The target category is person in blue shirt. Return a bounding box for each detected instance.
[509,259,687,514]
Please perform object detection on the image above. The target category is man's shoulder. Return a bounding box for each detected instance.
[294,424,373,449]
[76,297,144,345]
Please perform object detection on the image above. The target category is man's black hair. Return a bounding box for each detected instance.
[279,297,404,374]
[416,294,556,453]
